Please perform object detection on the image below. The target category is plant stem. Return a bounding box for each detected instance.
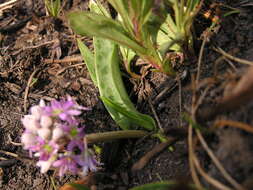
[86,130,149,144]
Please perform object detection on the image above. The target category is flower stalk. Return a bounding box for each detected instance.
[21,97,98,177]
[86,130,149,144]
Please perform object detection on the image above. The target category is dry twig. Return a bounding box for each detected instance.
[23,68,39,112]
[131,137,176,171]
[0,150,18,158]
[0,0,18,11]
[44,56,82,64]
[148,98,163,131]
[56,63,85,75]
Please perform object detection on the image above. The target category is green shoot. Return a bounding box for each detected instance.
[44,0,61,17]
[75,0,156,131]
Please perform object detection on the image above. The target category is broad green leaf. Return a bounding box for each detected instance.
[101,97,155,131]
[68,11,146,55]
[94,37,155,130]
[129,181,176,190]
[129,181,202,190]
[74,1,155,130]
[70,183,90,190]
[94,37,130,130]
[77,39,97,86]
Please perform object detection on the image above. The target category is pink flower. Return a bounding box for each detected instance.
[37,156,56,173]
[34,140,59,161]
[53,154,79,177]
[44,96,88,121]
[77,149,98,176]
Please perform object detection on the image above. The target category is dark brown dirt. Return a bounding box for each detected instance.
[1,0,253,189]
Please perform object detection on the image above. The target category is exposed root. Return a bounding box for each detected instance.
[214,47,253,66]
[214,119,253,134]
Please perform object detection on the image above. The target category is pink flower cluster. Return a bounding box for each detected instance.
[21,96,98,177]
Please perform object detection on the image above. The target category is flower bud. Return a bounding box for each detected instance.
[39,99,46,107]
[40,116,53,128]
[52,127,64,141]
[38,128,51,140]
[31,106,42,120]
[22,115,40,132]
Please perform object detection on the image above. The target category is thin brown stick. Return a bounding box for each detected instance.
[214,47,253,66]
[0,0,18,10]
[192,155,232,190]
[44,56,83,64]
[23,69,39,112]
[148,98,163,131]
[193,87,210,116]
[177,76,183,126]
[8,134,22,146]
[196,36,207,83]
[56,63,85,75]
[214,119,253,134]
[188,34,209,189]
[196,130,246,190]
[188,74,203,188]
[23,40,57,50]
[131,137,176,171]
[188,124,202,189]
[0,150,18,158]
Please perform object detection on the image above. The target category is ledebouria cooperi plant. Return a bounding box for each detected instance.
[21,96,99,177]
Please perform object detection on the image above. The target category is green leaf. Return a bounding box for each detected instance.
[119,46,138,77]
[101,97,155,131]
[129,181,176,190]
[77,39,97,86]
[73,1,155,130]
[94,37,155,130]
[70,183,90,190]
[53,0,61,17]
[129,0,153,26]
[68,11,146,55]
[106,0,133,33]
[44,0,61,17]
[89,0,110,17]
[129,181,203,190]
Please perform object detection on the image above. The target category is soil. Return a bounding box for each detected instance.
[1,0,253,189]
